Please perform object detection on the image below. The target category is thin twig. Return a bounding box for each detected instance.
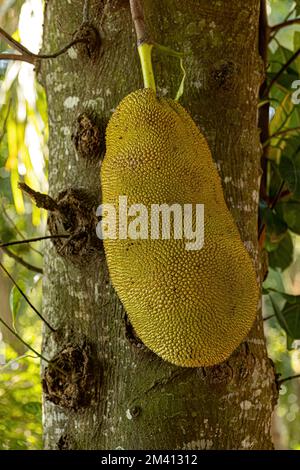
[129,0,149,44]
[262,127,300,148]
[270,126,300,139]
[0,245,43,274]
[270,6,297,41]
[1,201,42,256]
[0,260,55,332]
[37,38,86,59]
[0,234,69,249]
[0,316,50,363]
[0,25,87,64]
[270,18,300,34]
[278,373,300,385]
[0,317,67,376]
[0,353,40,371]
[263,314,275,321]
[264,47,300,96]
[258,180,286,241]
[270,180,285,210]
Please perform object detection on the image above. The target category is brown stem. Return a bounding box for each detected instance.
[0,25,87,65]
[270,18,300,34]
[270,181,285,210]
[129,0,149,44]
[258,180,286,241]
[0,235,69,249]
[0,261,55,332]
[278,374,300,385]
[0,316,50,364]
[36,38,86,59]
[0,53,34,64]
[270,126,300,140]
[0,26,33,56]
[0,246,43,274]
[1,202,42,256]
[18,182,59,212]
[263,314,275,321]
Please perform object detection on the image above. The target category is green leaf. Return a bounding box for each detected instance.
[263,287,300,304]
[268,45,299,91]
[269,294,294,337]
[13,439,28,450]
[9,283,25,329]
[268,231,294,270]
[269,291,300,345]
[263,267,286,293]
[279,139,300,198]
[264,207,288,248]
[22,402,42,416]
[281,301,300,340]
[287,335,294,350]
[277,200,300,234]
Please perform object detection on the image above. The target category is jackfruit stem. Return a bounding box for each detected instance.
[138,43,156,91]
[129,0,156,92]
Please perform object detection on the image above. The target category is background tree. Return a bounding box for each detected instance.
[1,0,300,450]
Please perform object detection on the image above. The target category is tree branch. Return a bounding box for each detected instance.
[37,38,86,60]
[0,25,87,65]
[258,180,286,241]
[0,316,68,376]
[0,316,50,364]
[1,201,42,256]
[0,53,34,64]
[0,260,55,332]
[0,26,33,56]
[18,182,59,212]
[270,126,300,139]
[278,373,300,385]
[263,314,275,321]
[270,18,300,34]
[264,47,300,96]
[0,235,69,249]
[262,126,300,148]
[0,245,43,274]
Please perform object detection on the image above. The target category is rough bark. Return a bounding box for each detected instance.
[41,0,277,450]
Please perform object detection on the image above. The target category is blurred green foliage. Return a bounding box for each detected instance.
[0,0,45,450]
[0,349,42,449]
[0,0,300,450]
[262,0,300,449]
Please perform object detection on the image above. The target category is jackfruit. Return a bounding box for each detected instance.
[101,88,259,367]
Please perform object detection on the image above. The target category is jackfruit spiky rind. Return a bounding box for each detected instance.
[101,89,259,367]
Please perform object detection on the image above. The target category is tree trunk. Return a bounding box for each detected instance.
[41,0,277,450]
